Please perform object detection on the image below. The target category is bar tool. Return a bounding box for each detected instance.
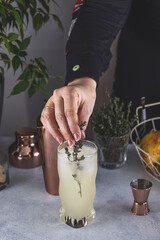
[9,127,42,169]
[37,126,59,196]
[130,178,152,216]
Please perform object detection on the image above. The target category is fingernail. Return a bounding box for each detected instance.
[82,130,85,138]
[67,140,73,147]
[74,133,79,142]
[56,137,63,145]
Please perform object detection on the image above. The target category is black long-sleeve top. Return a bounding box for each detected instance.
[65,0,133,85]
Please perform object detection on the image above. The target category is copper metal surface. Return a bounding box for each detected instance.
[9,127,42,169]
[130,179,152,216]
[64,216,88,228]
[59,207,96,228]
[37,126,59,196]
[131,202,150,216]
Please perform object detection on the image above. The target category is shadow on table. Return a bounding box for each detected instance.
[8,166,45,192]
[95,200,131,221]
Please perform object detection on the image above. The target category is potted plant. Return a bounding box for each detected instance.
[91,91,136,169]
[0,0,63,119]
[0,0,64,193]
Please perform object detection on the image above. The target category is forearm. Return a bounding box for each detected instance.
[65,0,133,85]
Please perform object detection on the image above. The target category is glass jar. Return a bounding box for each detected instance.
[94,132,129,169]
[0,151,9,190]
[58,140,97,228]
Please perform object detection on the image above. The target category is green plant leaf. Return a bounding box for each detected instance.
[12,9,23,29]
[1,36,11,54]
[16,0,26,8]
[1,53,10,61]
[30,0,37,8]
[0,66,5,76]
[30,7,36,17]
[24,11,29,26]
[0,5,6,17]
[39,0,49,13]
[12,56,21,73]
[20,36,31,50]
[35,58,46,71]
[0,0,62,98]
[35,58,48,78]
[10,44,19,55]
[52,14,64,31]
[47,64,52,71]
[15,39,21,47]
[1,53,11,69]
[19,51,27,57]
[39,85,50,96]
[9,80,29,96]
[8,33,19,41]
[43,15,49,24]
[17,67,30,81]
[37,57,45,63]
[33,13,44,32]
[28,84,38,98]
[43,75,49,84]
[37,7,46,15]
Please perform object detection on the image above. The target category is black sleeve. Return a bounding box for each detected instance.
[65,0,133,85]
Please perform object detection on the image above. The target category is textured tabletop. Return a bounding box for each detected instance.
[0,137,160,240]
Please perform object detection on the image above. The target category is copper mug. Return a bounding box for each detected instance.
[130,179,152,216]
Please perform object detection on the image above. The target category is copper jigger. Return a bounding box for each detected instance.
[130,179,152,216]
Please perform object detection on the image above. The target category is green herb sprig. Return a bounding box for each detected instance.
[91,90,137,137]
[65,121,86,163]
[65,121,87,197]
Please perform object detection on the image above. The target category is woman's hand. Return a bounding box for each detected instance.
[41,77,97,146]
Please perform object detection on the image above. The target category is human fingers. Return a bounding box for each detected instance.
[54,93,75,146]
[41,101,64,145]
[67,77,97,139]
[78,97,96,138]
[63,86,82,142]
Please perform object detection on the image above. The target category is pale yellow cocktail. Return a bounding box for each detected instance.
[58,140,97,228]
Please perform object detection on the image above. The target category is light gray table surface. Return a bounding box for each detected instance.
[0,136,160,240]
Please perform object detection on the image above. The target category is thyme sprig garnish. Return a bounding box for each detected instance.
[65,121,86,163]
[65,121,87,197]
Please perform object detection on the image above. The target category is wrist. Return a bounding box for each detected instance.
[68,77,97,91]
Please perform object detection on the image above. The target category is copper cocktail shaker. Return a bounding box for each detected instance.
[9,127,42,169]
[37,126,59,196]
